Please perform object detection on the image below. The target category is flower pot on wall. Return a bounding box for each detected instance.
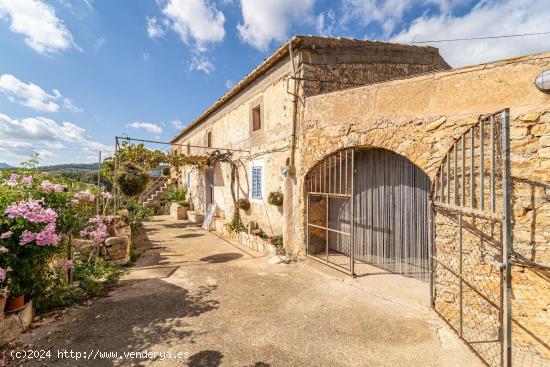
[6,294,25,313]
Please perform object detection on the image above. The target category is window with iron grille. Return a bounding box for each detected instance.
[251,164,263,200]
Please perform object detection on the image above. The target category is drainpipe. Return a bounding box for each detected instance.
[282,40,299,254]
[288,41,298,167]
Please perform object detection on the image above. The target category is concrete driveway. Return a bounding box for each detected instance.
[15,216,482,367]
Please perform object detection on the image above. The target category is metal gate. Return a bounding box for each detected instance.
[431,109,511,367]
[305,148,431,280]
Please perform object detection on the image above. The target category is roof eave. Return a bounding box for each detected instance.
[170,36,302,143]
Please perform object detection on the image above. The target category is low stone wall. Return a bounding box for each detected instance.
[213,219,277,255]
[0,301,33,346]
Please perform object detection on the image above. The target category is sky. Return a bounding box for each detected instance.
[0,0,549,166]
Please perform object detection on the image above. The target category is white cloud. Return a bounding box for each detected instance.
[0,74,82,113]
[127,121,163,135]
[391,0,550,67]
[146,16,166,39]
[142,52,151,61]
[170,120,184,130]
[161,0,225,51]
[237,0,314,50]
[0,113,111,165]
[189,54,214,74]
[224,79,234,89]
[94,37,106,50]
[0,0,78,55]
[341,0,469,36]
[62,98,83,113]
[315,9,336,37]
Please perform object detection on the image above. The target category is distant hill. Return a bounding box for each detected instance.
[38,163,103,172]
[0,163,15,169]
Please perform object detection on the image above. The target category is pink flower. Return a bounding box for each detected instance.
[40,180,54,193]
[5,199,58,224]
[74,190,96,202]
[53,184,65,192]
[9,173,19,181]
[79,230,88,237]
[19,230,36,246]
[35,223,61,246]
[0,267,11,282]
[0,231,12,239]
[21,176,33,186]
[0,247,8,253]
[64,260,74,269]
[101,192,112,199]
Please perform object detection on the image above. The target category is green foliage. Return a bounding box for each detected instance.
[227,207,247,233]
[120,198,154,233]
[273,235,283,248]
[34,258,121,314]
[74,258,120,296]
[162,167,171,176]
[115,163,150,196]
[162,186,188,206]
[236,198,250,210]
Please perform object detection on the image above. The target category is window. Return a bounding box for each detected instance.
[187,143,191,154]
[251,167,262,200]
[251,160,263,200]
[206,131,212,147]
[252,105,261,131]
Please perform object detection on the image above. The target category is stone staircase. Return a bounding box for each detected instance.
[140,176,175,209]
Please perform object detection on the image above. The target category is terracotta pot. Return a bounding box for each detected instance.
[0,296,6,320]
[6,294,25,313]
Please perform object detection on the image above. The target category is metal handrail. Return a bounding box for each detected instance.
[140,175,167,203]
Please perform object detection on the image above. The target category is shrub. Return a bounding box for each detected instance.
[162,186,188,206]
[162,167,171,176]
[115,163,149,196]
[236,198,250,210]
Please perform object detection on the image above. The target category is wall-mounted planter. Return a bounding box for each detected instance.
[267,191,283,206]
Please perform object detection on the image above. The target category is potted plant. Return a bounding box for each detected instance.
[267,191,283,206]
[236,198,250,211]
[163,186,189,220]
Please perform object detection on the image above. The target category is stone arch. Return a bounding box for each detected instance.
[303,145,432,280]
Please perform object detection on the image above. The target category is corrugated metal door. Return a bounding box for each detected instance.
[354,148,431,280]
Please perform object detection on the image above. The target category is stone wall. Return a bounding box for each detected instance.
[299,38,449,96]
[298,52,550,365]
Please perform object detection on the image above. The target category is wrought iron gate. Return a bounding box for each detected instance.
[305,148,431,280]
[431,109,512,367]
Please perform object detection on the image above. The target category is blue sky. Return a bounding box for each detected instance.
[0,0,549,165]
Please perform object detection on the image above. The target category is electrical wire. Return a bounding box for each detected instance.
[407,31,550,44]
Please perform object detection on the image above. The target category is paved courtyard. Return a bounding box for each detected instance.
[17,216,482,366]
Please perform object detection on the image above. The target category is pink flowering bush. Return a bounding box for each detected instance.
[1,157,121,313]
[0,169,96,299]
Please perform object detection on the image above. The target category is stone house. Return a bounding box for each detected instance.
[171,35,550,367]
[171,35,449,242]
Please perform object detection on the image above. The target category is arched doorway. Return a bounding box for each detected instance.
[305,148,431,280]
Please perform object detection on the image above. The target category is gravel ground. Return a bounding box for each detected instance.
[11,215,482,367]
